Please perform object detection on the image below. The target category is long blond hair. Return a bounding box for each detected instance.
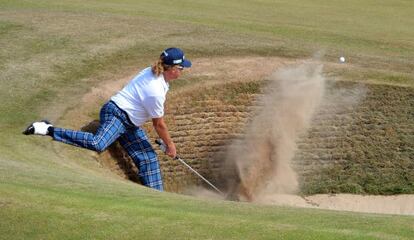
[152,57,173,76]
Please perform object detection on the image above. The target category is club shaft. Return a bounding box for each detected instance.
[176,157,223,195]
[155,139,223,195]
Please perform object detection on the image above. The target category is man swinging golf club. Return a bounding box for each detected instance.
[23,47,191,191]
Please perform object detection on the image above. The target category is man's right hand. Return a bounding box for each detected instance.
[152,117,176,158]
[166,142,177,158]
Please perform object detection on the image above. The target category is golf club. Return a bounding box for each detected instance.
[155,139,224,195]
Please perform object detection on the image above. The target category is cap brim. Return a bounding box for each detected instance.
[180,59,192,68]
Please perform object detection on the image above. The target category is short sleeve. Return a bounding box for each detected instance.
[142,96,165,118]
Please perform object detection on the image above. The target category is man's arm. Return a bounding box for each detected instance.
[152,117,176,158]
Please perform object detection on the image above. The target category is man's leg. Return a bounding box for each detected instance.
[119,128,163,191]
[53,118,125,152]
[52,102,127,152]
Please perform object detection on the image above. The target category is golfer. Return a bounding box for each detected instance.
[23,47,192,191]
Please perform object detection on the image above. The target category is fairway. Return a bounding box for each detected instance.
[1,1,413,239]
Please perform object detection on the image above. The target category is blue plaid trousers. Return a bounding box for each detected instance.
[53,101,163,191]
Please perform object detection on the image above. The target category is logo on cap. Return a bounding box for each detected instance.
[161,48,192,68]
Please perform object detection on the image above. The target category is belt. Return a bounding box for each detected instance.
[109,100,135,126]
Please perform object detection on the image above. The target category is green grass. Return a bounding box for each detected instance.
[2,173,414,240]
[1,0,414,239]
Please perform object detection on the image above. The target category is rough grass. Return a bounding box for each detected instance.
[1,0,414,239]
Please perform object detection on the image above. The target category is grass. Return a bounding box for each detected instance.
[1,0,414,239]
[2,179,414,240]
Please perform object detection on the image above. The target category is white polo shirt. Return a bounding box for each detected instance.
[110,67,169,127]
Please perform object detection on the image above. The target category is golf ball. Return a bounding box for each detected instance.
[339,56,346,63]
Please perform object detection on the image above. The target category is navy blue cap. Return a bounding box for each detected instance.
[161,47,192,68]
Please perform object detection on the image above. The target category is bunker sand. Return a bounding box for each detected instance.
[257,193,414,216]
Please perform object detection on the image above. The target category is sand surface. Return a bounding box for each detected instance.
[257,194,414,215]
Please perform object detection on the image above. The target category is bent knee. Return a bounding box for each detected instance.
[90,140,108,153]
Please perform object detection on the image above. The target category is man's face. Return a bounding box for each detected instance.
[163,65,184,81]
